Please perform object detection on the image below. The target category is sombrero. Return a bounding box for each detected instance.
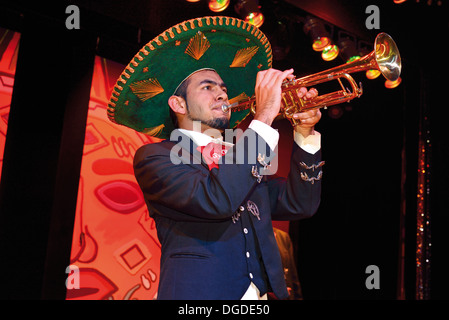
[107,16,273,139]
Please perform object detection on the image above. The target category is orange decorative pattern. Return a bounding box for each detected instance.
[68,56,162,300]
[184,31,211,60]
[230,46,259,68]
[129,78,164,101]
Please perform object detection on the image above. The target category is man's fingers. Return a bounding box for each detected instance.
[256,68,294,89]
[297,87,318,100]
[305,88,318,99]
[293,109,322,123]
[297,87,308,99]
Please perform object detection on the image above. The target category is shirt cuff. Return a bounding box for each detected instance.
[248,120,279,151]
[294,130,321,154]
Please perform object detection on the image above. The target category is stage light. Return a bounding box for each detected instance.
[311,37,331,51]
[346,55,361,63]
[303,17,331,52]
[337,36,360,63]
[321,43,339,61]
[235,0,264,27]
[366,69,381,79]
[209,0,230,12]
[385,77,402,89]
[186,0,201,2]
[246,12,264,27]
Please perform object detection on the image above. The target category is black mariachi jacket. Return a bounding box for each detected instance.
[133,128,323,300]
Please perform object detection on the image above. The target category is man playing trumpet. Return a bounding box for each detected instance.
[108,16,323,300]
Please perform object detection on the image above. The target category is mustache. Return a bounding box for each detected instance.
[211,102,228,110]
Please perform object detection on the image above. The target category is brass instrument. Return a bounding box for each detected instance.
[222,32,401,125]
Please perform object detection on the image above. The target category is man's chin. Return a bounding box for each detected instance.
[188,113,230,131]
[207,117,230,130]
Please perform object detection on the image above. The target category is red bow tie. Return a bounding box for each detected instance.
[197,142,230,170]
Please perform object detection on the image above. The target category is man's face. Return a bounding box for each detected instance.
[184,70,231,131]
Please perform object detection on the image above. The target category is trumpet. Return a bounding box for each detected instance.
[222,32,401,125]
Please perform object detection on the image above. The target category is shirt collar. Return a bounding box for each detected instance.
[178,128,234,148]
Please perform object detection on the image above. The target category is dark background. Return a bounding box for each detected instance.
[0,0,446,299]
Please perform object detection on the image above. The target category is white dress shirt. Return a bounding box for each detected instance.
[179,119,321,153]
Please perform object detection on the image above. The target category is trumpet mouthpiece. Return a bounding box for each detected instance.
[221,102,238,113]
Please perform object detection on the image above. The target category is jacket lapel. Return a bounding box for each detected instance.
[169,129,209,171]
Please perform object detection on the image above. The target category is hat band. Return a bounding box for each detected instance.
[172,68,217,95]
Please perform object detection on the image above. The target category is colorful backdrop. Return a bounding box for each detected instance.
[66,56,163,300]
[0,27,20,181]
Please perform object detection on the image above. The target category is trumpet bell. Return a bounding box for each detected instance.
[374,33,401,81]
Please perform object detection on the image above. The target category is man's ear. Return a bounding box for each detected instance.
[168,95,187,115]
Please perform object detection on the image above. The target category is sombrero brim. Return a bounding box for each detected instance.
[108,16,273,139]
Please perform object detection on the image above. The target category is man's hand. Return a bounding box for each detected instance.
[253,68,295,126]
[293,87,321,138]
[252,69,321,136]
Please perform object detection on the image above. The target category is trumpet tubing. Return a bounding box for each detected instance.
[222,32,401,125]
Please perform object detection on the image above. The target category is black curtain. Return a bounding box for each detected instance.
[0,3,96,299]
